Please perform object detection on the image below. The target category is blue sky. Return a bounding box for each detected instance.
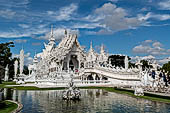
[1,0,170,65]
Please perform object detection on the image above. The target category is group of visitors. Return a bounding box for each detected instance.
[142,69,170,93]
[149,70,170,87]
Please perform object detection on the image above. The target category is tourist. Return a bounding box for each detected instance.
[152,70,156,79]
[163,72,168,87]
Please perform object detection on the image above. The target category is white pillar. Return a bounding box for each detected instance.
[67,57,70,72]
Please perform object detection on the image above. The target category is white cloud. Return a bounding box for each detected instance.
[159,0,170,10]
[144,40,153,43]
[131,55,155,61]
[138,12,170,21]
[72,23,103,29]
[84,3,145,34]
[132,40,170,56]
[14,39,27,43]
[0,9,16,19]
[47,3,78,21]
[108,0,118,2]
[0,27,48,38]
[0,0,30,8]
[152,41,162,47]
[158,57,170,65]
[18,24,30,28]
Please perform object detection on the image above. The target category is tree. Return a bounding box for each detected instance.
[108,55,131,68]
[162,61,170,74]
[0,42,14,83]
[129,62,137,68]
[23,65,29,75]
[140,60,153,71]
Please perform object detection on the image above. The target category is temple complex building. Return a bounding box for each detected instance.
[25,27,141,87]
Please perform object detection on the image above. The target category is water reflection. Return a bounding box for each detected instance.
[4,89,170,113]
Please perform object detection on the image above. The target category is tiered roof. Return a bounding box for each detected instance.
[49,31,85,62]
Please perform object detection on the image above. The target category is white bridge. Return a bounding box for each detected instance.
[23,65,141,87]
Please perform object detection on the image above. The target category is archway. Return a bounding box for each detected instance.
[69,55,79,70]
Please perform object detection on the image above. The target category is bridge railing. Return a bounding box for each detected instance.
[35,79,111,86]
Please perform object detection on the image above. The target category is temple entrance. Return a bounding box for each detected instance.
[69,55,79,70]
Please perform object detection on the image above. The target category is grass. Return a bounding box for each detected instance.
[1,82,170,103]
[6,86,65,90]
[0,100,18,113]
[0,81,16,88]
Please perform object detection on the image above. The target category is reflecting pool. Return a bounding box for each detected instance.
[3,88,170,113]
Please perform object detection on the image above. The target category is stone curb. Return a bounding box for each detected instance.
[6,100,23,113]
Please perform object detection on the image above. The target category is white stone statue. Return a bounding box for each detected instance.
[14,60,18,78]
[134,85,144,96]
[4,64,9,81]
[20,48,24,75]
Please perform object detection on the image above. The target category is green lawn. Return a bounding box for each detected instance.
[7,86,65,90]
[0,100,18,113]
[0,81,16,88]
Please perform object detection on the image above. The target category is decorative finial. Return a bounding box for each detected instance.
[51,25,53,36]
[35,51,37,56]
[90,41,92,47]
[22,44,24,50]
[64,29,67,36]
[100,44,105,53]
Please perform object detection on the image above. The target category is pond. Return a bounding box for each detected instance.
[3,88,170,113]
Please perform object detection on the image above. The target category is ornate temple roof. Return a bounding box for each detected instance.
[49,31,85,62]
[86,41,98,62]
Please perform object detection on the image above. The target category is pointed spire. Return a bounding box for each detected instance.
[51,25,53,37]
[33,51,38,63]
[64,29,67,36]
[89,41,95,53]
[48,25,55,44]
[100,44,105,54]
[34,51,37,58]
[90,41,93,50]
[21,44,24,50]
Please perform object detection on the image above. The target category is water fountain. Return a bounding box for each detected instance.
[62,73,81,100]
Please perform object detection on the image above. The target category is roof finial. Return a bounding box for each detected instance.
[90,41,93,49]
[22,44,24,50]
[64,29,67,36]
[51,25,53,36]
[101,44,104,53]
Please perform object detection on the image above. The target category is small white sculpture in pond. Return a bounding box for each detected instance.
[14,60,18,81]
[134,85,144,96]
[62,73,81,100]
[20,48,24,75]
[4,64,9,81]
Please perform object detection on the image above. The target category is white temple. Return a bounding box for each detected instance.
[22,27,143,87]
